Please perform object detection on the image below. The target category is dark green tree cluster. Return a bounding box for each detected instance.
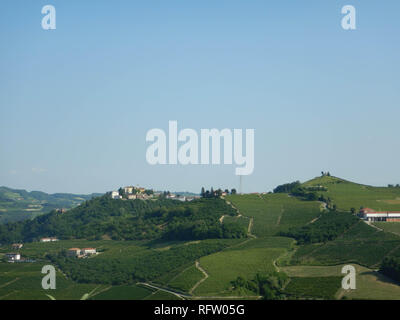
[162,198,245,240]
[164,221,246,241]
[200,187,236,198]
[0,196,244,243]
[273,181,301,194]
[280,212,359,244]
[380,257,400,283]
[231,272,289,300]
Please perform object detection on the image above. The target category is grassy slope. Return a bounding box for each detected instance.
[290,220,400,267]
[282,264,400,300]
[303,176,400,212]
[3,176,400,300]
[227,181,400,299]
[194,247,283,296]
[167,264,204,292]
[0,263,108,300]
[226,193,321,237]
[374,222,400,236]
[192,193,317,297]
[90,285,154,300]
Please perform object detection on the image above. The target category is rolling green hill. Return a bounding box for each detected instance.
[0,186,102,223]
[0,196,244,243]
[1,175,400,300]
[302,176,400,212]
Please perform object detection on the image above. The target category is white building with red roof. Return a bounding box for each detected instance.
[360,208,400,222]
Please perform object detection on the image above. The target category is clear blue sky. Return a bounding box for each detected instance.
[1,1,399,194]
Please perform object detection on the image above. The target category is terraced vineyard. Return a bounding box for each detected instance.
[225,193,322,237]
[290,220,400,267]
[1,176,400,300]
[303,176,400,212]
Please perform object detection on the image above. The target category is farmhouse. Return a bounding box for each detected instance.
[67,248,81,257]
[67,247,97,258]
[5,253,21,262]
[360,208,400,222]
[12,243,23,250]
[40,237,59,242]
[82,248,97,255]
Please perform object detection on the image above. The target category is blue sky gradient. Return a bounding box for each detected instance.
[1,1,399,193]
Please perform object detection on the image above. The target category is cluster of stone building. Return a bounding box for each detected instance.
[67,247,97,258]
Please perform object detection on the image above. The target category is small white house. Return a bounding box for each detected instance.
[40,237,59,242]
[67,248,81,257]
[82,248,97,255]
[111,191,121,199]
[6,253,21,261]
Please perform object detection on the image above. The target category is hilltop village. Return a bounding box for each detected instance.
[110,185,200,202]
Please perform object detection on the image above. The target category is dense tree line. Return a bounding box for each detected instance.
[273,181,321,202]
[273,181,301,194]
[280,212,359,244]
[231,272,289,300]
[380,257,400,283]
[0,196,243,243]
[200,187,236,198]
[164,221,246,240]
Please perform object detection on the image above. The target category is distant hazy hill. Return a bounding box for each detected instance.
[169,191,199,196]
[0,186,102,223]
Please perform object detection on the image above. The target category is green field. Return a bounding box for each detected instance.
[231,236,294,250]
[303,176,400,212]
[0,263,108,300]
[90,285,154,300]
[290,221,400,267]
[285,276,342,299]
[281,264,400,300]
[374,222,400,236]
[226,194,321,237]
[2,175,400,300]
[193,247,284,296]
[167,264,204,293]
[143,290,182,300]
